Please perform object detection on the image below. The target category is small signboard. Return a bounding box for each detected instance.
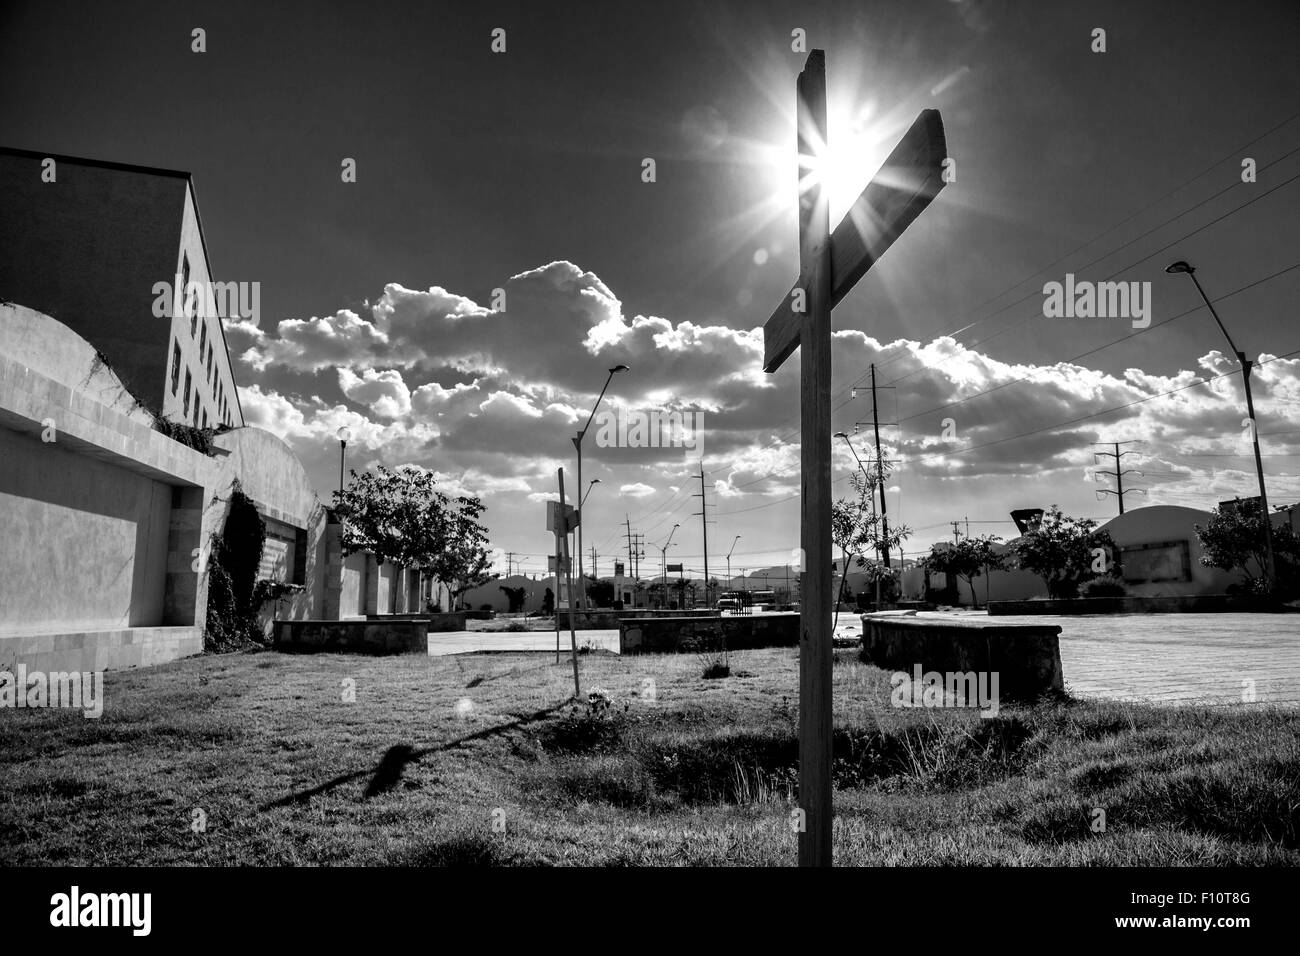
[547,555,572,574]
[666,563,683,573]
[546,500,578,534]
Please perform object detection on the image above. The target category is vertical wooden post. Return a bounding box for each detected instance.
[797,50,833,868]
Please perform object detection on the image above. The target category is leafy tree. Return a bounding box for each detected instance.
[1195,500,1300,594]
[920,535,1007,607]
[334,465,494,604]
[832,467,911,620]
[1010,505,1114,599]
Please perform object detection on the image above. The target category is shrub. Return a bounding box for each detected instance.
[152,416,218,455]
[1080,575,1128,598]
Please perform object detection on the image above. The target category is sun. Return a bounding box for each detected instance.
[800,100,897,225]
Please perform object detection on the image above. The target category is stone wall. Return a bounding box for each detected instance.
[620,613,799,655]
[556,608,720,629]
[273,619,427,655]
[364,612,467,632]
[860,614,1064,700]
[988,595,1281,615]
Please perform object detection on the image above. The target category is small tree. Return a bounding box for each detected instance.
[1010,505,1114,598]
[334,465,494,604]
[921,535,1007,608]
[1195,500,1300,594]
[832,467,911,621]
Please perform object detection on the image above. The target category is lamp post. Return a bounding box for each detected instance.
[658,524,679,609]
[581,478,601,507]
[726,535,741,607]
[334,426,352,519]
[1166,260,1275,589]
[573,365,629,612]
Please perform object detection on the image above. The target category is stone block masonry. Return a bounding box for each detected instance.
[861,613,1064,701]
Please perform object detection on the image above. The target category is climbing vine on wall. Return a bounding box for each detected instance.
[204,480,269,651]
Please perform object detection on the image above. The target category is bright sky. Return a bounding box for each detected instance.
[2,0,1298,579]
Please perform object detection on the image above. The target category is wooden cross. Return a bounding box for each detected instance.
[761,50,947,867]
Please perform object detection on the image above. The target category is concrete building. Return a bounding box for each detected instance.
[0,147,243,430]
[0,150,428,674]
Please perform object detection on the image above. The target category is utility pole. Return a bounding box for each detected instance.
[693,463,712,606]
[590,546,597,581]
[1093,440,1146,515]
[1166,260,1274,590]
[504,551,516,578]
[951,521,961,545]
[870,363,891,569]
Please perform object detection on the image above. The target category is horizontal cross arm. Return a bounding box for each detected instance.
[762,108,948,373]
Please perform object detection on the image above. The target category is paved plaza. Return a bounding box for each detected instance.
[432,612,1300,707]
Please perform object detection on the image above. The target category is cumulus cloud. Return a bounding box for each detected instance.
[338,368,411,418]
[231,261,1300,557]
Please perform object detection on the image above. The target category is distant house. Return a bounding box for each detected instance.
[907,504,1279,606]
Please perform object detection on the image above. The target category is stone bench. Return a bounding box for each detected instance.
[274,619,427,654]
[620,613,799,655]
[860,613,1064,700]
[555,608,721,630]
[364,611,467,632]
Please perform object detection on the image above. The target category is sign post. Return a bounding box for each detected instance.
[557,468,581,698]
[760,50,947,866]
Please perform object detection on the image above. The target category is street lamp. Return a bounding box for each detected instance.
[581,478,601,507]
[573,365,629,611]
[659,524,679,609]
[726,535,741,605]
[1166,260,1275,589]
[335,426,352,518]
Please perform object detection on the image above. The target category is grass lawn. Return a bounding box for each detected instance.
[1,645,1296,866]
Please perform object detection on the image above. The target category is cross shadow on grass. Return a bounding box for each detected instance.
[260,700,570,810]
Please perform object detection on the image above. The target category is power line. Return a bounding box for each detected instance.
[699,116,1300,468]
[713,260,1300,499]
[713,347,1300,517]
[882,162,1300,390]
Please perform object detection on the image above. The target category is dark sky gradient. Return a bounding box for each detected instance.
[3,0,1298,570]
